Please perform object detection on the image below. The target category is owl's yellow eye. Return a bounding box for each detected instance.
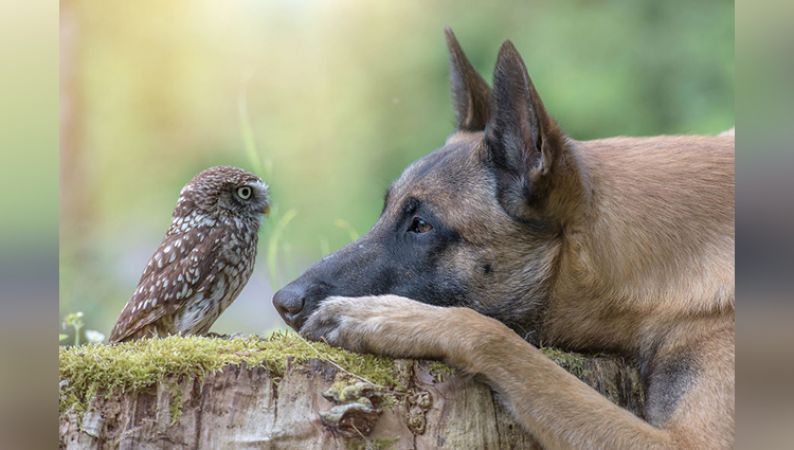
[236,186,252,200]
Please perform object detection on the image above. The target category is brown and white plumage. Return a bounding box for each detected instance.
[109,166,270,342]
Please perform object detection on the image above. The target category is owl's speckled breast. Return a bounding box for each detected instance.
[174,215,260,335]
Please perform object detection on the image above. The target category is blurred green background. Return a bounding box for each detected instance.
[59,0,734,341]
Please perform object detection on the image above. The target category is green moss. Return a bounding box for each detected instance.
[167,380,184,424]
[379,394,398,409]
[427,361,455,382]
[59,332,397,414]
[347,437,399,450]
[540,347,591,379]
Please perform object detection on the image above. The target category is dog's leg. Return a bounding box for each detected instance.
[301,295,733,450]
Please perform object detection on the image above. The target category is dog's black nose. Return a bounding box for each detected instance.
[272,285,307,330]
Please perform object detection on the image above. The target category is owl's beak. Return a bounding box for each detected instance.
[263,205,271,216]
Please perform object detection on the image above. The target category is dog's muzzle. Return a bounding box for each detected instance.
[272,280,331,331]
[272,285,307,330]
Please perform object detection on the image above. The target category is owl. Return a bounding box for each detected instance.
[109,166,270,342]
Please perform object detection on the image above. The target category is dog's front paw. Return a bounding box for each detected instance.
[299,296,362,349]
[299,295,444,359]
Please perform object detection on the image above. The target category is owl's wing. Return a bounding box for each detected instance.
[109,227,223,342]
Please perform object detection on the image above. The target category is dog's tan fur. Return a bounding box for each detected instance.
[299,31,734,449]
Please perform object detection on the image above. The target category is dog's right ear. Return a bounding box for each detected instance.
[484,41,567,221]
[445,28,491,131]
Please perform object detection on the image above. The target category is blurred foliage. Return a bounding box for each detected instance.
[60,0,734,335]
[60,311,104,346]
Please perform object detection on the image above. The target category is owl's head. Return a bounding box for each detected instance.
[174,166,270,220]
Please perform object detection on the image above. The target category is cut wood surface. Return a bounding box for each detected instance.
[59,334,645,449]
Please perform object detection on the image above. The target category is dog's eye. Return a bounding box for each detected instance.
[409,216,433,234]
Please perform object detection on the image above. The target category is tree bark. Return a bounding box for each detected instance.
[59,351,644,449]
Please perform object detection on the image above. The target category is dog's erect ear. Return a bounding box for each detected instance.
[485,40,565,213]
[445,28,491,131]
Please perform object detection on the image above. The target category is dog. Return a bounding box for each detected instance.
[273,29,734,449]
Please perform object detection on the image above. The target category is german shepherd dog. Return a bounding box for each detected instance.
[273,30,734,449]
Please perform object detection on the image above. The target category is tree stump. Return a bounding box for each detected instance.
[59,334,644,449]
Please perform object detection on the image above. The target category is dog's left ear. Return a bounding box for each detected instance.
[446,28,491,131]
[485,41,566,217]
